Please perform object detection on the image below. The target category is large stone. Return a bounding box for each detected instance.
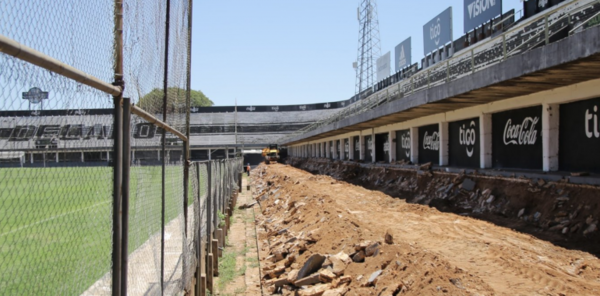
[329,256,346,276]
[365,242,381,257]
[460,179,476,191]
[297,254,326,280]
[385,229,394,244]
[322,287,348,296]
[352,250,366,263]
[368,270,383,285]
[319,269,336,282]
[298,283,331,296]
[295,273,322,287]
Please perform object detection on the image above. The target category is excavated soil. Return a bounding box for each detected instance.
[290,158,600,256]
[251,163,600,296]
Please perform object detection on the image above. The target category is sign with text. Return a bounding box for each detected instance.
[375,133,389,162]
[394,37,412,72]
[449,117,480,168]
[492,106,542,169]
[377,51,391,81]
[396,129,411,162]
[559,97,600,172]
[463,0,502,33]
[419,124,440,164]
[423,7,453,55]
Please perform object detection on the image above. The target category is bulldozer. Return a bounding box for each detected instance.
[262,144,280,164]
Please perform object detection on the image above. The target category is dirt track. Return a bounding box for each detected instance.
[252,163,600,296]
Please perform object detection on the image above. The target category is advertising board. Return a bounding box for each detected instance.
[395,129,411,162]
[559,97,600,172]
[492,106,542,169]
[418,124,440,164]
[394,37,412,72]
[377,51,391,81]
[463,0,502,33]
[422,7,453,55]
[449,117,480,168]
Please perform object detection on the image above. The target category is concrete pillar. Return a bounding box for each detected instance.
[480,114,492,168]
[359,132,365,160]
[410,127,419,163]
[348,137,354,160]
[389,131,396,163]
[371,128,376,163]
[56,152,59,163]
[31,153,34,164]
[543,103,559,171]
[326,142,330,158]
[106,151,109,163]
[208,149,212,160]
[226,147,229,159]
[439,122,449,166]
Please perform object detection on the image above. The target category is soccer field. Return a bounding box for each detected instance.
[0,165,186,295]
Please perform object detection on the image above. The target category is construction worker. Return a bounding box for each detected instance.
[246,163,251,176]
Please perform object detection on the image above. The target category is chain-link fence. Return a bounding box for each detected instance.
[0,1,243,296]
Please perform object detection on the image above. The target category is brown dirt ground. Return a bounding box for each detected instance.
[291,158,600,256]
[251,163,600,296]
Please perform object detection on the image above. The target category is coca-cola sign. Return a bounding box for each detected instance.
[418,124,440,164]
[422,132,440,151]
[559,97,600,172]
[396,129,411,161]
[492,106,542,169]
[503,117,539,145]
[450,118,480,168]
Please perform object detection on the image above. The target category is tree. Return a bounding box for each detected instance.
[137,87,214,113]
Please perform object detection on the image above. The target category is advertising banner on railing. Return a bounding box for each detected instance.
[396,129,411,162]
[423,7,453,55]
[463,0,502,33]
[377,51,391,81]
[394,37,412,72]
[419,124,440,164]
[559,97,600,172]
[492,106,542,169]
[449,117,480,168]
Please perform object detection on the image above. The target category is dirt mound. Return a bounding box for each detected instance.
[290,157,600,256]
[251,163,600,295]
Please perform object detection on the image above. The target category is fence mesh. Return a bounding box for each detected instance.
[0,0,220,295]
[0,1,116,295]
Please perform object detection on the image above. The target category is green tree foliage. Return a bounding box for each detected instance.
[137,88,214,113]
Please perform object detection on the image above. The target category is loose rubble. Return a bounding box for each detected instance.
[291,157,600,255]
[251,163,600,295]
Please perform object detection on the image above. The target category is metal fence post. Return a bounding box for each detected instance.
[161,0,172,293]
[112,1,124,295]
[121,98,131,295]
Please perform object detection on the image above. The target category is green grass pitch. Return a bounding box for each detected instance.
[0,165,188,295]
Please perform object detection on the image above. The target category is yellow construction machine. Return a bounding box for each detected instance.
[262,144,280,164]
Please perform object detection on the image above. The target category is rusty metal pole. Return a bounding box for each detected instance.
[112,1,124,295]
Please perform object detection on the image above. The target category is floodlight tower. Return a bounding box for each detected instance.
[354,0,381,100]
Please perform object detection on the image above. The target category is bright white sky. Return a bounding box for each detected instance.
[191,0,523,106]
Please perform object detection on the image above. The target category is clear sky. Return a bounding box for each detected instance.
[191,0,523,107]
